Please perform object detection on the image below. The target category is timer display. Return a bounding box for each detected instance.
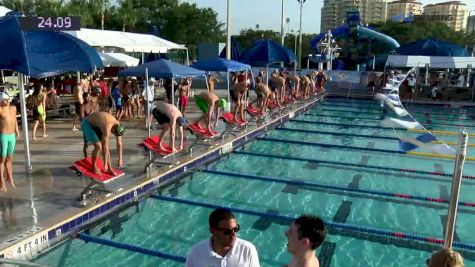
[19,16,81,31]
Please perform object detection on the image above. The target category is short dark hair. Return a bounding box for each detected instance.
[294,215,326,250]
[209,208,235,229]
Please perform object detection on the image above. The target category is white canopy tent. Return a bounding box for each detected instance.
[385,55,475,69]
[0,6,11,17]
[98,52,140,67]
[65,28,189,64]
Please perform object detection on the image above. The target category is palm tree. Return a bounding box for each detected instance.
[118,0,138,31]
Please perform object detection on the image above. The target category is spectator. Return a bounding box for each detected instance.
[426,248,464,267]
[457,73,465,87]
[186,208,260,267]
[284,215,326,267]
[45,84,58,110]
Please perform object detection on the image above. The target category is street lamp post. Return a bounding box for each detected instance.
[297,0,306,70]
[281,0,285,46]
[226,0,231,60]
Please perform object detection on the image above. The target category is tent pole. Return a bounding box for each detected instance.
[145,67,151,138]
[266,64,269,87]
[172,77,175,106]
[0,70,4,83]
[141,52,145,64]
[425,64,429,86]
[18,74,32,173]
[186,49,190,65]
[227,72,230,104]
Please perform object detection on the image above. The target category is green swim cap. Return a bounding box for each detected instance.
[115,123,126,136]
[218,98,227,108]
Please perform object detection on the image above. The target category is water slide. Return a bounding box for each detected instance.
[356,26,400,50]
[310,25,400,51]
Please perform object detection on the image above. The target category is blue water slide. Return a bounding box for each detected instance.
[356,26,400,50]
[310,25,350,51]
[310,25,400,51]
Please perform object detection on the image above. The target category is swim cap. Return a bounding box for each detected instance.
[177,116,188,126]
[0,92,10,101]
[218,98,227,109]
[115,123,126,136]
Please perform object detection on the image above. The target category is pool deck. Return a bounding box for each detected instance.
[0,90,321,261]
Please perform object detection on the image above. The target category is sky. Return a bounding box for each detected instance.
[182,0,475,34]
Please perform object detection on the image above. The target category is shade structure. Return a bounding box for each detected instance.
[386,55,475,69]
[99,52,140,67]
[191,58,251,72]
[0,6,11,17]
[118,59,205,78]
[240,39,296,65]
[396,38,469,57]
[66,28,186,53]
[0,13,103,78]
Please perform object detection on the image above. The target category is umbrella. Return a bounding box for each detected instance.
[0,13,103,173]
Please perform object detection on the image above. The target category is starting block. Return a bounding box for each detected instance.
[71,157,125,206]
[141,135,173,156]
[222,112,247,126]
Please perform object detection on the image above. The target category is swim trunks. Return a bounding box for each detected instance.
[195,96,209,113]
[152,108,170,125]
[81,120,102,144]
[0,133,16,157]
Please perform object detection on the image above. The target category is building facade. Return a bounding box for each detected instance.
[468,15,475,32]
[320,0,391,32]
[387,0,423,21]
[422,1,468,32]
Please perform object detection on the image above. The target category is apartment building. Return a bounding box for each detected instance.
[320,0,390,32]
[468,15,475,32]
[423,1,468,32]
[387,0,423,21]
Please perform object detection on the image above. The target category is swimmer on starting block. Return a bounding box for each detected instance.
[194,91,227,133]
[151,102,186,153]
[81,112,125,175]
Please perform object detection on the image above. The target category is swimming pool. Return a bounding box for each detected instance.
[34,97,475,266]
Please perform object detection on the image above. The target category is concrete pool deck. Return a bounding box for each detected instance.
[0,89,321,261]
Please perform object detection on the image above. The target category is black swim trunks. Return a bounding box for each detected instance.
[152,108,170,125]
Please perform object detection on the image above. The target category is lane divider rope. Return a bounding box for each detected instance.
[318,107,474,121]
[150,195,475,251]
[201,169,475,208]
[290,119,475,137]
[77,232,186,262]
[256,136,475,161]
[276,127,475,147]
[233,150,475,181]
[302,113,475,128]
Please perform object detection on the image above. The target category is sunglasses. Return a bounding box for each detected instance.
[215,224,240,235]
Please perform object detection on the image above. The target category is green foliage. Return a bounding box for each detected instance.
[0,0,225,58]
[371,18,469,47]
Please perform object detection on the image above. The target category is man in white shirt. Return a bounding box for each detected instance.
[142,78,155,127]
[186,208,260,267]
[284,215,326,267]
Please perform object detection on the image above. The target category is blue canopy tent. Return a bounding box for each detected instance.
[240,39,296,85]
[191,58,251,103]
[396,38,469,57]
[118,59,206,137]
[0,13,103,172]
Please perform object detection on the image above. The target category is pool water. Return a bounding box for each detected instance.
[34,98,475,266]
